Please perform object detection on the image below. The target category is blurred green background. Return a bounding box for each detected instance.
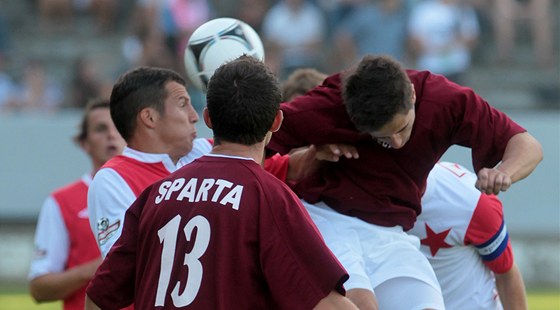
[1,291,558,310]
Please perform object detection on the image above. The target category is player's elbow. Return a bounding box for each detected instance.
[29,278,61,303]
[523,132,543,164]
[29,283,51,303]
[534,139,544,164]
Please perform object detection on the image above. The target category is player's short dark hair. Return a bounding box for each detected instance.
[206,55,281,145]
[343,55,414,132]
[74,98,110,144]
[282,68,327,101]
[109,66,186,141]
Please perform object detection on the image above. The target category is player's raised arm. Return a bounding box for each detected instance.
[476,132,543,195]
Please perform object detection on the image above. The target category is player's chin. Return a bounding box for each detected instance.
[180,139,194,154]
[106,146,120,157]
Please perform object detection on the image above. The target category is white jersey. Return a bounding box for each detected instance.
[409,162,512,310]
[29,174,93,280]
[88,138,212,257]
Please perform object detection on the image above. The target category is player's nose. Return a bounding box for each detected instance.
[390,135,405,149]
[108,126,120,139]
[189,105,199,123]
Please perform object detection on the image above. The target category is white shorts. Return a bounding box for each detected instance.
[303,201,445,309]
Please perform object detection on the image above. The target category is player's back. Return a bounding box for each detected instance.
[411,162,503,310]
[126,154,342,309]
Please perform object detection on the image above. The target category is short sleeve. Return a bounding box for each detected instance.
[88,168,136,257]
[464,194,514,274]
[86,187,148,309]
[420,72,526,172]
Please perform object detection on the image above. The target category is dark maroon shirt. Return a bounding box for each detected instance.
[87,155,348,310]
[267,70,525,230]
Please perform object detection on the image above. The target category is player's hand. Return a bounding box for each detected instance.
[475,168,512,195]
[315,144,359,162]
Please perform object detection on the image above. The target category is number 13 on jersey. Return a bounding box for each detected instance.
[155,215,211,307]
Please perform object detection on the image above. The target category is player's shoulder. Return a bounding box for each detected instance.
[429,162,477,185]
[51,178,87,197]
[97,153,160,180]
[193,137,213,150]
[190,138,213,156]
[100,154,130,169]
[178,138,212,166]
[218,157,290,194]
[89,166,128,196]
[411,69,472,104]
[423,162,481,213]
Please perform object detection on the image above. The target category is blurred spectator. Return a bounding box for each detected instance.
[169,0,213,57]
[75,0,119,33]
[127,0,212,76]
[137,28,178,70]
[0,12,15,113]
[408,0,480,84]
[0,13,10,60]
[0,58,16,113]
[318,0,361,37]
[37,0,74,32]
[262,0,327,78]
[330,0,410,71]
[67,56,106,109]
[38,0,119,33]
[281,67,327,101]
[492,0,554,67]
[11,59,64,113]
[234,0,271,34]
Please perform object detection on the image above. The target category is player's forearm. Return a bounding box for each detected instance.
[29,258,101,302]
[286,146,322,181]
[497,132,542,184]
[495,264,528,310]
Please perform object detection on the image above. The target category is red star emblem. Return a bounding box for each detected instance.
[421,223,452,256]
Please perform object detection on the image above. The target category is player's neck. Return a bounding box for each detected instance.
[211,141,264,164]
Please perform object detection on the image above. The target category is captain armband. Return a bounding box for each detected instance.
[475,220,509,261]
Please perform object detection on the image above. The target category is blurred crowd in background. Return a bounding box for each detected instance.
[0,0,556,114]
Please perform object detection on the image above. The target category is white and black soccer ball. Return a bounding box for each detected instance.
[184,17,265,91]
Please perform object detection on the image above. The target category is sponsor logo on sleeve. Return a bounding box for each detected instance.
[97,217,120,246]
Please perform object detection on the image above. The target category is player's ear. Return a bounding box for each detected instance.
[269,110,283,133]
[79,139,90,154]
[203,107,213,129]
[139,107,157,129]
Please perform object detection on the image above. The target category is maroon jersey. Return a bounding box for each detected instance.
[87,155,348,310]
[267,71,525,230]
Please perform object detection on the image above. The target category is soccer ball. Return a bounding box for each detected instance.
[184,17,265,91]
